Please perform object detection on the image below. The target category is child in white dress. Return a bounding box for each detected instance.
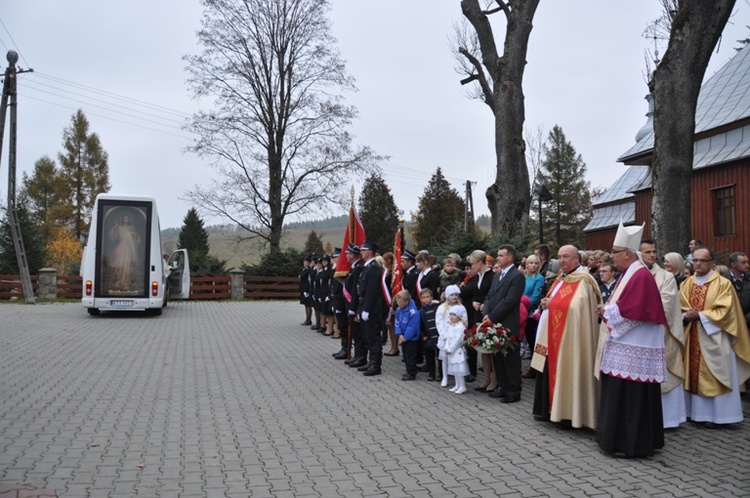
[444,305,470,395]
[436,285,461,387]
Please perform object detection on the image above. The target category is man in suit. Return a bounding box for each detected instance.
[482,244,526,403]
[357,241,384,376]
[344,244,367,366]
[401,250,419,304]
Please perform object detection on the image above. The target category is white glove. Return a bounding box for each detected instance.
[348,310,355,316]
[325,297,330,302]
[361,311,369,321]
[303,292,309,298]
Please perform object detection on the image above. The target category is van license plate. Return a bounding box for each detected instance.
[110,300,134,308]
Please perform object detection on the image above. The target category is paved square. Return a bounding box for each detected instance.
[1,301,748,497]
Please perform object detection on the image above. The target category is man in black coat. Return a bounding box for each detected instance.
[343,244,366,365]
[482,244,526,403]
[401,250,419,303]
[299,255,313,325]
[357,241,384,376]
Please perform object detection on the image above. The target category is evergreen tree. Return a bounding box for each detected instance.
[0,203,47,275]
[536,125,591,248]
[413,168,465,250]
[178,208,210,259]
[21,155,63,242]
[57,110,110,241]
[303,230,324,255]
[358,173,399,253]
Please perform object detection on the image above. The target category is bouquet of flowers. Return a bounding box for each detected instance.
[463,320,516,356]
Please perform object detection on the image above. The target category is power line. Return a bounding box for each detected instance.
[0,18,30,68]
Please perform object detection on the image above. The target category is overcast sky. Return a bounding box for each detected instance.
[1,1,747,229]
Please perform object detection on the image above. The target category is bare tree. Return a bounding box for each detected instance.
[455,0,540,239]
[184,0,379,253]
[649,0,736,254]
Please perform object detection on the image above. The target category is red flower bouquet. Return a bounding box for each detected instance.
[463,320,516,356]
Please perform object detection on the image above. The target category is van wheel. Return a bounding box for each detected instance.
[87,308,100,316]
[150,307,163,316]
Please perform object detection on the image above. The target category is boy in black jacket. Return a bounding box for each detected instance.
[419,288,441,381]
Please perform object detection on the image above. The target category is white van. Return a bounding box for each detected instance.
[81,194,190,315]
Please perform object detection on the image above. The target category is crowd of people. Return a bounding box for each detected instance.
[298,225,750,459]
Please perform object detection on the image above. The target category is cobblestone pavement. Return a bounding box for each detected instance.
[1,301,749,497]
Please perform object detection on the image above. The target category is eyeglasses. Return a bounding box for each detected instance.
[693,258,713,263]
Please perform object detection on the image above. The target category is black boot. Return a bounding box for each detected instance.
[357,361,373,372]
[333,350,348,360]
[348,356,367,368]
[362,353,382,376]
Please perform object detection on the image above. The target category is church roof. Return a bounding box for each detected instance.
[591,165,650,204]
[618,43,750,163]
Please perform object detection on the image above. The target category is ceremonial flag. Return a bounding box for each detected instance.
[334,198,366,280]
[391,221,404,297]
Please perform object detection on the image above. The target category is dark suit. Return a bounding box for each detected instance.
[483,265,525,397]
[358,259,384,364]
[417,269,440,305]
[402,265,419,303]
[345,260,365,359]
[461,269,494,377]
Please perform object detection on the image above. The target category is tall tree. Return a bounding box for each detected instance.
[21,155,63,241]
[178,208,211,260]
[57,110,110,241]
[649,0,735,254]
[413,168,465,250]
[358,174,399,253]
[456,0,539,239]
[185,0,379,254]
[536,126,592,249]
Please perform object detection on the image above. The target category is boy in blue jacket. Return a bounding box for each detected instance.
[419,288,441,381]
[395,290,421,381]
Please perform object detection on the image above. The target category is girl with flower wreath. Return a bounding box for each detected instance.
[444,305,470,394]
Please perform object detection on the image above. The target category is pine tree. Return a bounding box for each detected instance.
[536,125,592,248]
[57,110,110,241]
[358,173,399,253]
[303,230,324,255]
[178,208,210,259]
[413,167,465,250]
[0,203,47,275]
[21,155,63,242]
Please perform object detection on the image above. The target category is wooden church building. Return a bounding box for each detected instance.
[584,43,750,258]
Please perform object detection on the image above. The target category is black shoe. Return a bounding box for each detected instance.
[333,350,348,360]
[357,362,373,372]
[344,356,356,365]
[301,321,312,326]
[427,375,436,382]
[362,365,382,376]
[473,386,488,392]
[500,394,521,403]
[488,388,508,398]
[348,357,367,368]
[465,375,476,383]
[332,349,344,357]
[402,374,416,381]
[310,325,319,330]
[436,375,442,382]
[533,414,549,422]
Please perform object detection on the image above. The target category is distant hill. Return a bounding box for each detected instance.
[162,214,490,269]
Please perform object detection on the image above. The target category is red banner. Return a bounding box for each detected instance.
[391,224,403,297]
[334,203,366,280]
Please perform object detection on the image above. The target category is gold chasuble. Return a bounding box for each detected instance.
[680,271,750,397]
[531,267,601,429]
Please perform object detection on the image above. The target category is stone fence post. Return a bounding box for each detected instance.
[229,268,245,300]
[37,268,58,300]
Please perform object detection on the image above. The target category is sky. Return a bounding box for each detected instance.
[0,1,748,230]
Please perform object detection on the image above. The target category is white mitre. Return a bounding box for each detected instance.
[613,222,644,252]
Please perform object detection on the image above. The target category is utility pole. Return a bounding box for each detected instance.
[464,180,475,232]
[0,50,35,303]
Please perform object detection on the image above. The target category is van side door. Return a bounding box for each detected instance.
[167,249,190,299]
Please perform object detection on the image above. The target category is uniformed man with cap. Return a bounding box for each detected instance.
[357,240,385,376]
[343,244,367,365]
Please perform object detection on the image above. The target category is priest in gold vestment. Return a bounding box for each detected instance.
[681,248,750,425]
